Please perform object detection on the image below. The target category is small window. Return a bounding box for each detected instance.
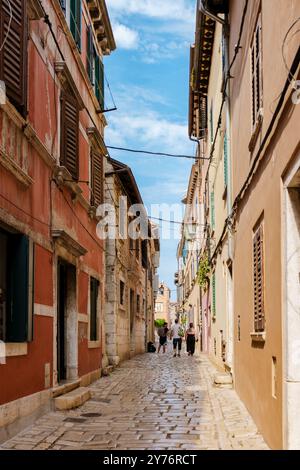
[135,238,140,260]
[253,222,265,332]
[136,294,140,313]
[60,0,81,50]
[120,280,125,306]
[0,229,34,342]
[90,277,99,341]
[0,0,28,116]
[251,13,263,128]
[60,90,79,180]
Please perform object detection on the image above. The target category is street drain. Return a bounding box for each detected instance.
[64,417,87,423]
[81,412,102,418]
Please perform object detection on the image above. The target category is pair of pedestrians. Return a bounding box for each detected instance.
[157,318,197,357]
[157,319,182,356]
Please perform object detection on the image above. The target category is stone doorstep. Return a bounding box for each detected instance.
[54,387,91,411]
[213,373,233,388]
[52,380,81,398]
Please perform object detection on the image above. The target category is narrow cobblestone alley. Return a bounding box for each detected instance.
[1,351,268,450]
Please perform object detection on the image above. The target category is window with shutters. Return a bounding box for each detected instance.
[59,0,81,51]
[90,149,103,206]
[60,90,79,180]
[0,0,27,116]
[212,273,216,318]
[86,25,105,110]
[251,13,263,130]
[253,222,265,332]
[90,277,99,341]
[0,228,34,343]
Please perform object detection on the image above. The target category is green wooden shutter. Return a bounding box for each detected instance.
[0,0,27,116]
[7,235,34,342]
[95,55,104,110]
[86,25,93,81]
[90,277,99,341]
[224,133,228,187]
[70,0,81,51]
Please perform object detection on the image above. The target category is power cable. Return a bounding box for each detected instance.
[107,146,206,160]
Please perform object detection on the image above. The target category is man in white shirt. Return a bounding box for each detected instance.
[170,318,183,357]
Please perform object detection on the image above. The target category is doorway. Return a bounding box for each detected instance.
[57,260,77,383]
[283,166,300,449]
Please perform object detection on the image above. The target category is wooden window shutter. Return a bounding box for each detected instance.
[90,277,99,341]
[70,0,81,50]
[95,55,104,110]
[6,234,34,342]
[251,15,262,127]
[87,25,93,82]
[212,273,216,317]
[91,150,103,206]
[60,91,79,180]
[0,0,27,116]
[253,224,265,332]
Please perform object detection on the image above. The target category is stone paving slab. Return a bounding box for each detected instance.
[0,353,269,450]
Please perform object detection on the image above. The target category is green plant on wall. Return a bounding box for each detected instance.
[154,319,166,328]
[197,255,210,288]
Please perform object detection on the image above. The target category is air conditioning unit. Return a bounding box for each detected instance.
[204,0,228,14]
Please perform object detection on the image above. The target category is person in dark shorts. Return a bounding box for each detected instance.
[185,322,196,356]
[157,322,169,353]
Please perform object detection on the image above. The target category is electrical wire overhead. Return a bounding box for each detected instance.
[107,146,200,160]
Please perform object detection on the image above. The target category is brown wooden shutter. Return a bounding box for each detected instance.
[251,15,262,128]
[253,224,265,332]
[0,0,27,115]
[91,150,103,206]
[60,91,79,180]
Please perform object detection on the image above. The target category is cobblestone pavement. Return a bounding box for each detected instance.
[1,350,269,450]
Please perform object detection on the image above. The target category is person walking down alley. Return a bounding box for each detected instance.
[157,322,169,354]
[171,318,184,357]
[186,322,197,356]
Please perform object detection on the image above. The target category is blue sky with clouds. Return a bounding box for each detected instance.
[105,0,197,298]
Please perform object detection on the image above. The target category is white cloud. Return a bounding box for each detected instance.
[112,22,140,49]
[107,0,195,22]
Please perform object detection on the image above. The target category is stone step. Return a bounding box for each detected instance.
[54,387,91,410]
[213,373,233,388]
[52,379,81,398]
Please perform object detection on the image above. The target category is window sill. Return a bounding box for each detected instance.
[250,331,266,343]
[119,304,126,311]
[88,340,101,349]
[1,343,28,357]
[249,109,263,153]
